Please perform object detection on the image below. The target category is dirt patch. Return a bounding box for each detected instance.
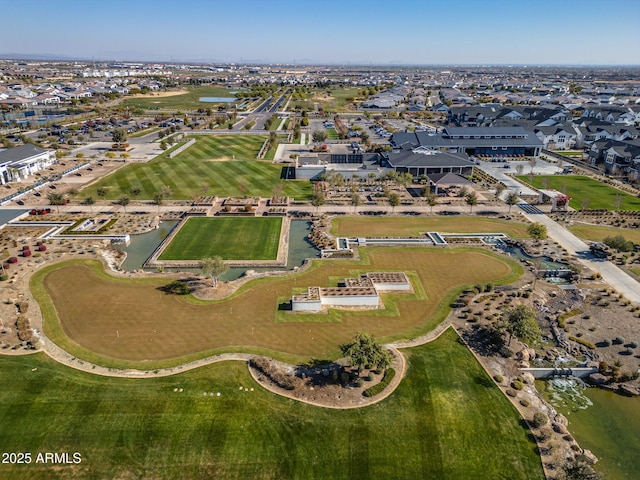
[128,90,188,99]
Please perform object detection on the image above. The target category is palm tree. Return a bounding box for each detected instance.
[47,192,65,214]
[117,195,130,213]
[153,191,164,214]
[84,196,95,213]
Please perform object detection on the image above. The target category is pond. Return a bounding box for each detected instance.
[199,97,237,103]
[116,220,319,280]
[538,379,640,479]
[497,241,568,271]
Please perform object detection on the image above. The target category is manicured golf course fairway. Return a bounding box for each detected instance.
[33,248,521,368]
[331,216,531,238]
[159,217,282,260]
[0,329,543,480]
[517,175,640,211]
[82,135,312,200]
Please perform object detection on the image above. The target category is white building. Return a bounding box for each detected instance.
[291,272,411,312]
[0,145,57,185]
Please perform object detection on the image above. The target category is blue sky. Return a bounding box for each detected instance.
[1,0,639,65]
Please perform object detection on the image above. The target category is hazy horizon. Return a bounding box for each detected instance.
[1,0,639,66]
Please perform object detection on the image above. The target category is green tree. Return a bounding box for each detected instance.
[117,195,130,213]
[465,191,478,213]
[494,183,505,201]
[505,191,519,213]
[112,128,127,144]
[603,235,634,252]
[199,256,228,288]
[350,192,362,213]
[312,129,328,143]
[310,189,326,212]
[340,332,392,374]
[527,222,547,240]
[47,192,66,214]
[500,305,540,346]
[387,192,401,213]
[423,192,438,214]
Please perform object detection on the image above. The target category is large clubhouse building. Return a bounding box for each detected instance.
[0,144,57,185]
[390,126,544,158]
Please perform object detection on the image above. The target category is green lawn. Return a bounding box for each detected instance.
[331,216,532,238]
[326,128,339,140]
[0,329,543,479]
[159,217,282,261]
[517,175,640,211]
[120,85,241,111]
[631,267,640,276]
[568,224,640,245]
[82,135,312,200]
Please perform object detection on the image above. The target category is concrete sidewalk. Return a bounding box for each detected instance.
[519,209,640,304]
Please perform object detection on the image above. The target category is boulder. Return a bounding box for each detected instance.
[577,449,598,465]
[588,373,609,385]
[552,422,568,435]
[618,384,640,397]
[521,372,535,385]
[554,414,568,426]
[516,349,530,362]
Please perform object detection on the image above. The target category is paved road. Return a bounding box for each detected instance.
[519,209,640,304]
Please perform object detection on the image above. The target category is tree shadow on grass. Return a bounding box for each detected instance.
[158,279,194,295]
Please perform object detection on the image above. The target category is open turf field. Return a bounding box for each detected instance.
[120,85,241,111]
[159,217,282,260]
[33,248,521,368]
[517,175,640,211]
[331,216,531,238]
[0,329,543,480]
[82,135,312,200]
[568,223,640,245]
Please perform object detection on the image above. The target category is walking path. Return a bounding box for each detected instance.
[519,209,640,304]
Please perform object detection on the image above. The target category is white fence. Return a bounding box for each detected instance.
[169,139,195,158]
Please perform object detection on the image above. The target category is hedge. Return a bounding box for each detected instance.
[569,336,595,349]
[363,368,396,398]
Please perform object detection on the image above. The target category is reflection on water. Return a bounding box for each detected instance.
[117,220,319,278]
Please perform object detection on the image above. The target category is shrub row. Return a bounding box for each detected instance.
[569,336,595,349]
[16,315,33,342]
[250,357,301,391]
[557,308,582,330]
[363,368,396,398]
